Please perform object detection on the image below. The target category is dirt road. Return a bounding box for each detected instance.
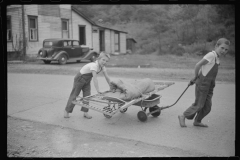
[8,116,201,157]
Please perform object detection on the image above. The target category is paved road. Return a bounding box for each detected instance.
[7,73,235,156]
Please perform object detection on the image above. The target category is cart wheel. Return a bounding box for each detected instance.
[120,108,127,113]
[103,114,112,119]
[149,105,161,117]
[103,106,112,118]
[137,111,148,122]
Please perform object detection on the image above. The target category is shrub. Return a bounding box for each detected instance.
[170,44,185,56]
[184,41,215,56]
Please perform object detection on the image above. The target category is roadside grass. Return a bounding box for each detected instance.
[107,53,235,70]
[8,54,235,83]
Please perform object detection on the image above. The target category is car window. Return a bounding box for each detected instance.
[63,41,68,47]
[43,41,53,47]
[72,41,79,46]
[63,41,72,47]
[67,41,72,46]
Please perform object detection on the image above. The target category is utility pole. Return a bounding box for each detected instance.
[22,5,26,60]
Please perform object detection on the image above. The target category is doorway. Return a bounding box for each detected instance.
[99,30,105,52]
[79,26,86,45]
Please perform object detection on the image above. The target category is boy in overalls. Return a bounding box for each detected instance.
[178,38,230,127]
[64,52,112,119]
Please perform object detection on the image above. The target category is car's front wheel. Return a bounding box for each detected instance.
[58,54,67,65]
[90,53,97,62]
[43,60,51,64]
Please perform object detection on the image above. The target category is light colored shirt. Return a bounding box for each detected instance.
[80,61,105,74]
[200,51,220,76]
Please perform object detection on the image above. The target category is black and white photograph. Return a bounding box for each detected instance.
[7,4,235,157]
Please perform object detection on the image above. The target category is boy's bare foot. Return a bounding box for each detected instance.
[64,110,70,118]
[193,122,208,127]
[178,115,187,127]
[84,112,92,119]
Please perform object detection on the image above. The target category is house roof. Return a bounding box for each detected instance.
[71,6,97,26]
[127,38,137,43]
[72,6,127,34]
[96,24,128,34]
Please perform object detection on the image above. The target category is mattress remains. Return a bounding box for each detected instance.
[104,78,155,101]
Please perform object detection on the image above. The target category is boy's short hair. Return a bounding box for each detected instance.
[216,38,230,47]
[97,52,110,60]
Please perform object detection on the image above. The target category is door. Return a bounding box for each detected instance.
[62,40,74,57]
[79,26,86,45]
[99,30,105,52]
[72,40,82,58]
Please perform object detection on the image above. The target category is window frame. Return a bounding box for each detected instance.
[7,16,12,41]
[114,31,120,52]
[28,15,38,42]
[62,19,69,38]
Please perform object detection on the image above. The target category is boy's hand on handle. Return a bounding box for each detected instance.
[189,77,198,86]
[97,91,103,94]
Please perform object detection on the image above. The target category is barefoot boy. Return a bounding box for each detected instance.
[64,52,112,119]
[178,38,230,127]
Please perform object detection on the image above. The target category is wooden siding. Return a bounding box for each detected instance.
[59,5,71,9]
[23,5,40,55]
[120,33,126,54]
[104,29,111,54]
[24,5,72,56]
[60,8,71,19]
[38,5,60,17]
[92,31,100,53]
[7,5,127,57]
[7,5,23,52]
[25,5,38,15]
[72,11,92,48]
[110,30,115,54]
[60,8,72,39]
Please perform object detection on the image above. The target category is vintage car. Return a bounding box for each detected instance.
[37,38,99,64]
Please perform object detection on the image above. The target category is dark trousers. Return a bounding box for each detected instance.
[65,72,91,113]
[183,79,215,123]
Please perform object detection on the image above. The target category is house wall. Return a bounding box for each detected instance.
[92,26,99,52]
[104,29,111,54]
[120,32,126,54]
[7,5,127,58]
[7,5,73,57]
[25,5,44,56]
[24,5,73,56]
[7,5,23,52]
[72,10,92,48]
[110,30,115,54]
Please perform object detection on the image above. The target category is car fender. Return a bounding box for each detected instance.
[38,49,47,57]
[38,49,43,54]
[54,51,69,60]
[83,50,99,60]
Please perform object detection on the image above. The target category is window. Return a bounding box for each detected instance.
[62,19,69,38]
[28,16,38,41]
[43,41,53,47]
[63,41,68,47]
[72,41,79,46]
[7,16,12,41]
[114,32,120,52]
[63,41,71,46]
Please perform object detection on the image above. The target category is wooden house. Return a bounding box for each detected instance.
[127,38,137,53]
[7,5,128,58]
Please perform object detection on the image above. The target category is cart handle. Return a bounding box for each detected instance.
[160,83,192,110]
